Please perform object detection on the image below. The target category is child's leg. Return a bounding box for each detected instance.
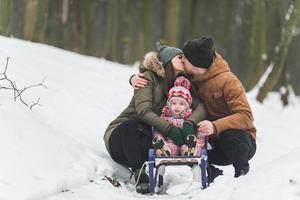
[192,135,206,156]
[180,134,206,156]
[165,139,179,156]
[194,138,205,156]
[153,133,172,156]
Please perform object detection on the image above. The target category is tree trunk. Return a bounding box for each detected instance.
[164,0,180,46]
[23,0,38,40]
[256,0,300,102]
[244,0,268,91]
[62,0,69,25]
[104,0,119,61]
[0,0,12,34]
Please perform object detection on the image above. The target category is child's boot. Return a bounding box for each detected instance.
[182,134,197,156]
[152,136,171,156]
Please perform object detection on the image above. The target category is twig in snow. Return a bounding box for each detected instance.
[0,57,46,109]
[104,176,121,187]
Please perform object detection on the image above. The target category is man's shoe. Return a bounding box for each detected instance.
[207,164,223,183]
[234,163,250,178]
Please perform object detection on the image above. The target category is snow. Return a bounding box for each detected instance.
[1,35,300,200]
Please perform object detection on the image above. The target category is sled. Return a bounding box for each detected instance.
[147,137,209,194]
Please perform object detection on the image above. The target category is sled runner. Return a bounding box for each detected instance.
[147,137,209,194]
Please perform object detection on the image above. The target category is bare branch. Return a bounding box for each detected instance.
[0,86,15,90]
[0,57,10,80]
[0,57,46,109]
[15,77,47,99]
[30,98,42,109]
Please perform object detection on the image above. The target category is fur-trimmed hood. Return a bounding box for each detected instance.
[140,52,165,78]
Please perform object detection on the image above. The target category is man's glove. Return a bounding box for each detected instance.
[167,126,184,146]
[182,121,196,139]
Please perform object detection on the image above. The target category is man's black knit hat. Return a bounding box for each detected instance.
[183,36,214,68]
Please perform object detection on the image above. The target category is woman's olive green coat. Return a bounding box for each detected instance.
[103,52,206,155]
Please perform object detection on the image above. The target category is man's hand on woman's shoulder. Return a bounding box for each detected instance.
[130,73,149,90]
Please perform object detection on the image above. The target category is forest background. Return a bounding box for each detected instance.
[0,0,299,103]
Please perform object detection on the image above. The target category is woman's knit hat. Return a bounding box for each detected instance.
[167,76,192,107]
[182,36,214,68]
[156,42,183,66]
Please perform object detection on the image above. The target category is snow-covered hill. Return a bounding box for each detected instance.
[0,36,300,200]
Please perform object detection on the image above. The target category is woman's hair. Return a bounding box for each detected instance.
[163,60,191,95]
[163,61,177,94]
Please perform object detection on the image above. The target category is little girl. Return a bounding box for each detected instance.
[153,76,204,157]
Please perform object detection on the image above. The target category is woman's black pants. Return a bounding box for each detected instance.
[109,119,152,171]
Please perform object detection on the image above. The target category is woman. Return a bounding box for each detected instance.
[103,42,206,194]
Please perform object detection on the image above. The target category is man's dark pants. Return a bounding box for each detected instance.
[208,129,256,171]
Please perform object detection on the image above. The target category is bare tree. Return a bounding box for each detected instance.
[256,0,300,103]
[0,57,46,109]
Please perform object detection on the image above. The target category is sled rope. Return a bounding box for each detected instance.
[134,161,154,188]
[133,161,195,198]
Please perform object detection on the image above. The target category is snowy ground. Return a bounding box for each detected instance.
[0,35,300,200]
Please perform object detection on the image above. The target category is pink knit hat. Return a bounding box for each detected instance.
[167,76,192,106]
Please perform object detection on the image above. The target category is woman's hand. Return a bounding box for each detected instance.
[130,73,149,90]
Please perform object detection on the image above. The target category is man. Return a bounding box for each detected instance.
[130,37,256,178]
[181,36,256,177]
